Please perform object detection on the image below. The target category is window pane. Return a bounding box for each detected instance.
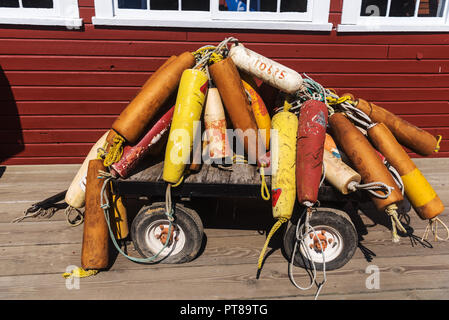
[259,0,277,12]
[151,0,178,10]
[118,0,147,9]
[389,0,416,16]
[360,0,388,16]
[280,0,307,12]
[220,0,247,11]
[22,0,53,8]
[0,0,19,7]
[182,0,209,11]
[418,0,446,17]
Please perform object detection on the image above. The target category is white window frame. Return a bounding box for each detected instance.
[338,0,449,32]
[92,0,332,31]
[0,0,82,28]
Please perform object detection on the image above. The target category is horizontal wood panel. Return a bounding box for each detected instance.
[0,100,447,117]
[0,24,188,42]
[389,45,449,59]
[1,129,106,143]
[0,101,128,115]
[4,71,449,88]
[2,56,448,74]
[0,115,115,129]
[0,143,95,157]
[0,39,389,59]
[0,24,448,45]
[3,86,449,102]
[0,55,169,72]
[186,31,449,45]
[0,157,85,165]
[335,88,449,102]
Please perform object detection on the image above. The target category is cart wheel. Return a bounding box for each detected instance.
[131,202,204,264]
[283,207,358,271]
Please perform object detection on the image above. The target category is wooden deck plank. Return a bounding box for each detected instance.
[1,252,449,300]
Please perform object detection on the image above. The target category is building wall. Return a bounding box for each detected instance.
[1,0,448,165]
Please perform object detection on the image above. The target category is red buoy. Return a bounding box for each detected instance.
[296,100,328,206]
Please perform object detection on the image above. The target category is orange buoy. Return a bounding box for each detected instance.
[330,113,406,242]
[81,159,110,270]
[112,52,195,144]
[368,122,445,221]
[355,98,439,156]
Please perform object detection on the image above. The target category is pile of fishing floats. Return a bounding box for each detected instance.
[62,37,446,282]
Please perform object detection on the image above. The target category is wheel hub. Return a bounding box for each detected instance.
[309,230,333,252]
[155,225,179,245]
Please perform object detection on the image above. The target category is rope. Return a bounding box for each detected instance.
[347,181,394,199]
[192,37,238,70]
[434,135,442,153]
[259,166,270,201]
[12,207,59,223]
[98,175,175,264]
[421,217,449,242]
[232,154,248,164]
[171,175,184,188]
[386,163,405,196]
[257,217,288,276]
[385,204,407,243]
[62,267,99,279]
[288,207,327,300]
[64,206,84,227]
[103,135,125,167]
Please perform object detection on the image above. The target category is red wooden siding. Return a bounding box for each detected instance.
[1,0,448,165]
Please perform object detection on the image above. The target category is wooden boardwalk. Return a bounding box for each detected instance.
[0,158,449,300]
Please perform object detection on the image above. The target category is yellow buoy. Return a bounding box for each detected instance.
[162,69,208,184]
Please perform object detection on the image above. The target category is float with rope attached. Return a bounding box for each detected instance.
[15,37,448,298]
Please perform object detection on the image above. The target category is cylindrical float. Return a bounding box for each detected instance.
[141,55,178,90]
[296,100,328,206]
[355,98,439,156]
[65,131,110,209]
[110,106,174,179]
[163,69,208,184]
[329,113,403,211]
[323,149,361,195]
[271,107,298,220]
[209,57,264,164]
[368,123,444,220]
[81,159,110,270]
[229,44,303,94]
[242,80,271,148]
[202,87,232,161]
[112,52,195,144]
[257,105,298,273]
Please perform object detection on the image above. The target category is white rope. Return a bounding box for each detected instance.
[422,217,449,242]
[348,181,394,199]
[288,208,327,300]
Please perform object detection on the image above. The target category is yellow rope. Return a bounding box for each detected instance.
[209,52,224,64]
[434,135,442,153]
[62,267,98,279]
[232,154,248,164]
[192,46,216,57]
[257,217,288,272]
[326,95,353,106]
[103,135,125,167]
[260,166,270,201]
[171,175,184,188]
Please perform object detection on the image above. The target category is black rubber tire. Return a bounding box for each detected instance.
[131,202,204,264]
[282,207,358,271]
